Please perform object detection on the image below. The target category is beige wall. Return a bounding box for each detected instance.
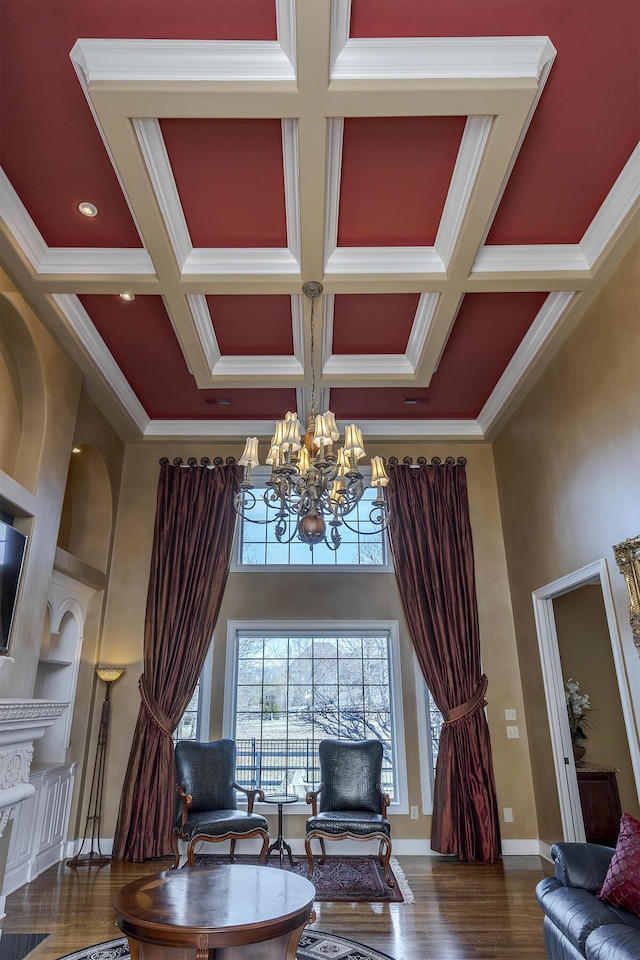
[99,439,536,846]
[0,266,125,844]
[493,239,640,844]
[0,270,83,697]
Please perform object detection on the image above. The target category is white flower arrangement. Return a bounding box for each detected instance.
[565,678,592,743]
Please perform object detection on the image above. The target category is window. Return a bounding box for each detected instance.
[174,681,200,742]
[223,621,407,807]
[173,645,213,743]
[414,653,444,812]
[234,471,389,569]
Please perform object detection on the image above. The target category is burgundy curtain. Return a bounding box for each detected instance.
[113,461,241,861]
[387,458,501,863]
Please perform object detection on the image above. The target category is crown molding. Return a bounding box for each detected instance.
[325,246,445,276]
[0,167,47,269]
[142,416,485,441]
[0,168,155,277]
[436,116,493,267]
[52,294,150,433]
[282,119,301,264]
[291,293,304,364]
[322,354,415,377]
[143,419,277,439]
[133,118,192,269]
[183,248,300,276]
[71,39,296,83]
[275,0,297,73]
[477,290,576,435]
[324,118,344,263]
[354,419,485,440]
[580,143,640,268]
[330,0,351,71]
[472,245,589,274]
[211,355,305,378]
[406,293,439,370]
[187,295,221,372]
[331,36,556,81]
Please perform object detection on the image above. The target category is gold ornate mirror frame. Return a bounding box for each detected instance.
[613,534,640,656]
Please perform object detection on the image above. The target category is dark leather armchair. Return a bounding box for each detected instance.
[171,738,270,867]
[305,738,394,887]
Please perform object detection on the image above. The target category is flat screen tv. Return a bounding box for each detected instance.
[0,518,28,654]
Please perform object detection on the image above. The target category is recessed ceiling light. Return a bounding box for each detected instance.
[72,447,82,454]
[78,201,98,218]
[119,292,135,302]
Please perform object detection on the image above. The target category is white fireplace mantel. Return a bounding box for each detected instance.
[0,699,68,836]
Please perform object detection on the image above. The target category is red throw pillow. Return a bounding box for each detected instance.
[597,812,640,916]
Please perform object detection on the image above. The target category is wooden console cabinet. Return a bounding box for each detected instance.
[576,763,622,846]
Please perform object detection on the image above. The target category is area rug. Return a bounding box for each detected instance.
[56,934,396,960]
[189,853,414,903]
[0,933,49,960]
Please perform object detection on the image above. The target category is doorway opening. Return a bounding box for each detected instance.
[533,559,640,842]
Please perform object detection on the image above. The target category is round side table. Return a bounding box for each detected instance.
[263,793,298,867]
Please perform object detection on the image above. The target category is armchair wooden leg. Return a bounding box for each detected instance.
[187,840,196,867]
[318,838,327,864]
[258,831,269,865]
[304,837,315,879]
[170,829,181,869]
[378,837,394,888]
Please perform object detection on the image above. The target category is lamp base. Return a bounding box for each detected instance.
[66,851,112,868]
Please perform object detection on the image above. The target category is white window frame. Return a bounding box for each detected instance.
[231,467,393,573]
[222,619,408,814]
[414,651,443,815]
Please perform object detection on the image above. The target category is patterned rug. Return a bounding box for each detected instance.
[189,853,413,903]
[56,934,396,960]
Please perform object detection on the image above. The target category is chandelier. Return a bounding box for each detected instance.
[235,281,390,551]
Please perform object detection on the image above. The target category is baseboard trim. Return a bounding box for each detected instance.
[161,836,544,859]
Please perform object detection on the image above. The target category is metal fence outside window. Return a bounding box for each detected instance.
[234,737,395,797]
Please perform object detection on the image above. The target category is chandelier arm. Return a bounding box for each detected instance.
[337,502,390,536]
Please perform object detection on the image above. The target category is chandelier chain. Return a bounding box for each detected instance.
[310,293,316,408]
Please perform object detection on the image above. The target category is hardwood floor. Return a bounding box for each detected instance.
[0,854,553,960]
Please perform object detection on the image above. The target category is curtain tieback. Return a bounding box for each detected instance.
[138,674,173,737]
[442,674,489,725]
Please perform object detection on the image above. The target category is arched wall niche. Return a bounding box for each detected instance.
[0,294,46,489]
[57,444,113,573]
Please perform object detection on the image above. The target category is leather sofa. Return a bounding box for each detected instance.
[536,842,640,959]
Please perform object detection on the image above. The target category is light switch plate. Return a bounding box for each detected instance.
[505,708,517,721]
[506,725,520,739]
[503,807,514,823]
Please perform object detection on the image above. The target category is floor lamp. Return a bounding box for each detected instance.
[67,665,125,868]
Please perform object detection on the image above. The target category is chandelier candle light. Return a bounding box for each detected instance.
[236,282,390,551]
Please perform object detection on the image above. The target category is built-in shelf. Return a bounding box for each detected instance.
[34,569,98,764]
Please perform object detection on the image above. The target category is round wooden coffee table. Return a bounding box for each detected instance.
[114,864,316,960]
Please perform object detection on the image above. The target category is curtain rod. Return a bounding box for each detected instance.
[159,456,467,467]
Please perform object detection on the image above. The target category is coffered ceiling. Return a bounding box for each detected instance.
[1,0,638,444]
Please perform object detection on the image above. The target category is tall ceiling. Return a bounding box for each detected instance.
[1,0,638,445]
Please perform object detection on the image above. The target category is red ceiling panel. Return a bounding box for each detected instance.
[206,295,293,355]
[80,294,295,419]
[338,117,466,247]
[350,0,639,245]
[330,291,547,419]
[161,120,287,248]
[332,294,419,354]
[0,1,277,248]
